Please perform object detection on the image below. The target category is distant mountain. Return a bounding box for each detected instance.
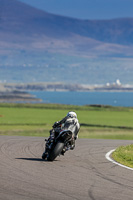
[0,0,133,84]
[0,0,133,53]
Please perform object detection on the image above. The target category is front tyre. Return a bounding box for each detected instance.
[42,152,47,160]
[47,141,64,161]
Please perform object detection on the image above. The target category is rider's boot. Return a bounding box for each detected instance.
[42,151,47,159]
[70,138,75,150]
[61,148,66,155]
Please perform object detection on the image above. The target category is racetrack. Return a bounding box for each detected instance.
[0,136,133,200]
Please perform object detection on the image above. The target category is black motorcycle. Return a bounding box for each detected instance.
[42,128,74,161]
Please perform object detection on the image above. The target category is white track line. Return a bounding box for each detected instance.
[105,149,133,171]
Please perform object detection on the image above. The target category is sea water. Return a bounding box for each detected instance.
[30,91,133,107]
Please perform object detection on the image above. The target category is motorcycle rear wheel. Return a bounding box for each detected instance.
[47,141,64,161]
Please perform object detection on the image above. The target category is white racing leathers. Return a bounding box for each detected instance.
[58,116,80,140]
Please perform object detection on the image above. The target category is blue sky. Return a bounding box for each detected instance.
[18,0,133,20]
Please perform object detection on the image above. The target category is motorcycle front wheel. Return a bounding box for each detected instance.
[47,141,64,161]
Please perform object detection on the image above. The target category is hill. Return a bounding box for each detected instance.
[0,0,133,84]
[1,0,133,54]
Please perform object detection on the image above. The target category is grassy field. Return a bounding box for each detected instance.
[0,103,133,140]
[112,144,133,168]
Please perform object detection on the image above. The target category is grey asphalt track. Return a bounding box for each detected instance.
[0,136,133,200]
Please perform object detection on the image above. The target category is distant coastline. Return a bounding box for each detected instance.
[0,90,42,103]
[0,81,133,102]
[1,81,133,92]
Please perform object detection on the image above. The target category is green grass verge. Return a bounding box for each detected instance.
[112,144,133,168]
[0,103,133,139]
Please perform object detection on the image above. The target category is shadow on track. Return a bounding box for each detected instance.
[16,158,47,162]
[16,158,58,162]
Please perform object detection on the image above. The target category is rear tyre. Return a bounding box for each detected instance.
[47,141,64,161]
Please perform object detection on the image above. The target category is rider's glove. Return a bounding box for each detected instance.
[53,121,59,128]
[74,135,78,140]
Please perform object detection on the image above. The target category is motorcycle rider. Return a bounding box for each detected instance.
[52,111,80,146]
[42,111,80,158]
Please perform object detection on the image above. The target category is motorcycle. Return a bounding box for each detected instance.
[42,127,74,161]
